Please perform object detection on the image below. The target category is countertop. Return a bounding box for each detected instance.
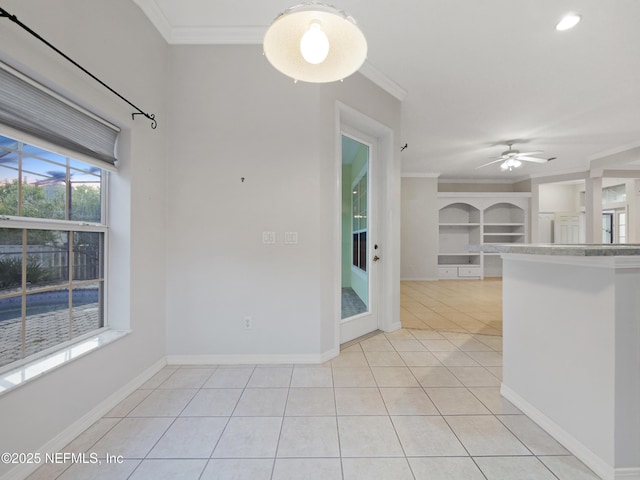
[467,244,640,256]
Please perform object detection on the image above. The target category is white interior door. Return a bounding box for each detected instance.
[339,133,378,343]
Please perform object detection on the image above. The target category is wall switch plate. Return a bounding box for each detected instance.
[284,232,298,245]
[262,231,276,244]
[243,316,252,330]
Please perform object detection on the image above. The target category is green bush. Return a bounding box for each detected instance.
[0,256,51,289]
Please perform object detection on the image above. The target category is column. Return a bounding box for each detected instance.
[585,175,602,243]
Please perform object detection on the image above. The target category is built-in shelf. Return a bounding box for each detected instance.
[438,193,531,279]
[439,223,481,227]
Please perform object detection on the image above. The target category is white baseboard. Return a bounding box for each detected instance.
[614,469,640,480]
[384,321,403,333]
[400,277,439,281]
[167,350,339,366]
[1,357,167,480]
[501,384,614,480]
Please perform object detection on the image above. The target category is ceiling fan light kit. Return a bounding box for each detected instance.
[477,142,553,171]
[263,1,367,83]
[501,159,522,171]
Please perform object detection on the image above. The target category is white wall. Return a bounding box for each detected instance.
[0,1,167,476]
[401,176,439,280]
[538,182,582,212]
[165,45,401,359]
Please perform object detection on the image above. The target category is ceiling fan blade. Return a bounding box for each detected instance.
[518,150,543,156]
[476,158,504,169]
[518,156,548,163]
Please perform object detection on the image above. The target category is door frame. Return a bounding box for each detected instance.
[334,101,400,348]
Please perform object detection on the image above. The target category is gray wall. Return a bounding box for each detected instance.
[0,4,402,470]
[0,1,167,475]
[165,45,401,358]
[401,177,439,280]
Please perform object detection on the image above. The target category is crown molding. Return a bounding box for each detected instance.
[357,62,407,101]
[133,0,407,101]
[401,173,440,178]
[437,177,519,184]
[132,0,173,41]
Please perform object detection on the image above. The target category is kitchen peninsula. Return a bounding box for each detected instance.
[470,244,640,480]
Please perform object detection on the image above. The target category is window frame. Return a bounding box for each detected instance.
[351,170,368,273]
[0,133,109,373]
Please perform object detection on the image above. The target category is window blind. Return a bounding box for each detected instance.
[0,61,119,169]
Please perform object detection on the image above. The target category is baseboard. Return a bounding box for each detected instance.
[384,321,403,333]
[501,383,615,480]
[167,350,338,366]
[400,277,439,281]
[1,357,167,480]
[614,469,640,480]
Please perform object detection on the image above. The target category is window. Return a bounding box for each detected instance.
[618,212,627,244]
[0,134,106,369]
[352,173,367,272]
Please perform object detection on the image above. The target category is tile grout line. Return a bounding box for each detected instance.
[269,366,293,480]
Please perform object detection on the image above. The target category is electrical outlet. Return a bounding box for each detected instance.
[243,316,252,330]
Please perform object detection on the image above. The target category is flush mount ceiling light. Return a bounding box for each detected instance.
[556,13,581,31]
[263,2,367,83]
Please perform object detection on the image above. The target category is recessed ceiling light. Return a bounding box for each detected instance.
[556,13,581,31]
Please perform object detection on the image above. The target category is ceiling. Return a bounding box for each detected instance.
[132,0,640,181]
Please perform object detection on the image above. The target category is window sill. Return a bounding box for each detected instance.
[0,329,130,397]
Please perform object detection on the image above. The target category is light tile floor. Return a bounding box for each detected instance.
[27,280,601,479]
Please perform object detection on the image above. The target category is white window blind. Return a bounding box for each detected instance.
[0,61,119,169]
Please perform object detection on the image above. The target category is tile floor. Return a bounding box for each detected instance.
[400,279,503,335]
[27,280,601,480]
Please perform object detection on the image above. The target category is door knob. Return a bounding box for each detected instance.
[373,255,380,262]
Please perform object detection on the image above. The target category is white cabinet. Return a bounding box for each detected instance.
[438,193,531,278]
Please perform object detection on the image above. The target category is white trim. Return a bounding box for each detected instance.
[401,277,439,281]
[0,330,129,395]
[437,191,532,198]
[0,357,166,480]
[501,383,614,480]
[588,141,640,162]
[127,8,408,102]
[438,177,518,184]
[501,252,640,269]
[402,172,440,178]
[167,350,339,366]
[336,101,397,347]
[528,165,590,179]
[357,62,407,101]
[131,0,174,42]
[0,216,107,232]
[383,321,402,333]
[614,469,640,480]
[614,468,640,480]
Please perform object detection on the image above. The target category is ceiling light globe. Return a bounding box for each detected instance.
[556,14,581,31]
[263,2,367,83]
[300,22,329,64]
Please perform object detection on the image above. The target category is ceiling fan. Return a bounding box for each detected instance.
[477,142,555,171]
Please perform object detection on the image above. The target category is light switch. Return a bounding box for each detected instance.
[284,232,298,245]
[262,231,276,244]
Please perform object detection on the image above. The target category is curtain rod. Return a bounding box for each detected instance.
[0,7,157,129]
